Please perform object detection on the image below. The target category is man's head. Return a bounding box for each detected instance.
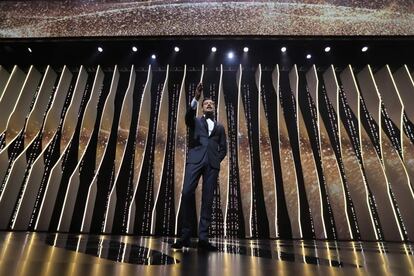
[202,97,215,117]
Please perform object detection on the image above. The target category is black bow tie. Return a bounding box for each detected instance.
[204,113,215,120]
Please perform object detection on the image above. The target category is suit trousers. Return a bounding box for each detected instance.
[181,151,219,242]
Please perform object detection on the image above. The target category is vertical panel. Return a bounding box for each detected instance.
[0,66,26,141]
[126,66,152,234]
[216,65,229,237]
[393,66,414,185]
[339,65,378,240]
[58,67,118,232]
[256,64,277,238]
[150,64,170,234]
[0,66,41,215]
[35,66,101,231]
[174,65,187,235]
[285,65,318,239]
[308,66,353,240]
[0,66,67,229]
[357,65,404,241]
[374,65,414,241]
[4,66,41,146]
[102,65,136,233]
[236,64,252,237]
[304,66,328,239]
[274,66,300,239]
[81,66,133,233]
[13,66,78,230]
[0,66,56,203]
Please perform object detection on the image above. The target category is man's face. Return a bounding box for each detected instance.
[202,99,215,114]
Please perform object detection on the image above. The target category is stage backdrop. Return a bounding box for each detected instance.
[0,63,414,242]
[0,0,413,37]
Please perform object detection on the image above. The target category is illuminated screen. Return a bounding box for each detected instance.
[0,0,413,37]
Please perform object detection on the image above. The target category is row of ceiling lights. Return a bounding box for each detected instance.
[26,45,370,60]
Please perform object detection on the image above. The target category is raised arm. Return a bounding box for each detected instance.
[185,83,203,127]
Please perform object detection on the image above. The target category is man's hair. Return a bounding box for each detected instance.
[202,97,215,105]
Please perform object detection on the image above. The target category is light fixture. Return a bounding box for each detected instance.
[151,54,156,59]
[324,46,331,52]
[28,47,32,53]
[227,52,234,59]
[132,46,138,52]
[98,47,103,52]
[174,46,180,52]
[306,54,312,59]
[211,46,217,53]
[243,47,249,53]
[362,46,369,52]
[281,47,287,53]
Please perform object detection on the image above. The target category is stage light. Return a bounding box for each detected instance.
[98,47,103,53]
[151,54,156,59]
[362,46,369,52]
[227,52,234,59]
[132,46,138,52]
[306,54,312,59]
[174,46,180,52]
[281,47,287,53]
[211,47,217,53]
[28,47,32,53]
[243,47,249,53]
[324,46,331,52]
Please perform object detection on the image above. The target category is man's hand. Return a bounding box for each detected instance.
[195,83,203,101]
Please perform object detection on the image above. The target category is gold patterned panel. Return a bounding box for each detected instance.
[36,66,102,231]
[217,65,229,237]
[304,66,327,239]
[273,66,301,239]
[127,66,152,234]
[393,66,414,201]
[0,66,60,230]
[256,64,277,238]
[150,65,170,234]
[81,66,134,233]
[292,65,326,239]
[339,65,377,240]
[0,66,26,136]
[237,64,252,237]
[174,65,187,235]
[58,67,118,232]
[374,66,414,241]
[0,66,40,187]
[13,66,76,230]
[103,66,137,233]
[357,65,404,241]
[5,66,41,146]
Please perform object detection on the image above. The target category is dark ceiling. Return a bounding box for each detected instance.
[1,36,413,73]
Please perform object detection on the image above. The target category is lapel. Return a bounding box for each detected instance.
[210,121,218,137]
[201,116,209,134]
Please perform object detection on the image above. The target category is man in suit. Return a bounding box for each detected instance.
[172,83,227,251]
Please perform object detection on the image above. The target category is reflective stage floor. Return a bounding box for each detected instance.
[1,231,414,275]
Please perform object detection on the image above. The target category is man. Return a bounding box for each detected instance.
[172,83,227,252]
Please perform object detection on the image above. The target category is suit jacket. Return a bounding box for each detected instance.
[185,107,227,169]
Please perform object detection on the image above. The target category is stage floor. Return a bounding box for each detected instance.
[0,232,413,275]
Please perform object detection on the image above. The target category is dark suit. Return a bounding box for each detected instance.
[180,106,227,242]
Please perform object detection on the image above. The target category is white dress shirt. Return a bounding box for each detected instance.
[191,98,214,136]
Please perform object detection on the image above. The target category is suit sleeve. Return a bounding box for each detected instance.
[185,107,196,128]
[218,125,227,161]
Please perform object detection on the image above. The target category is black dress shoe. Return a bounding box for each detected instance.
[171,239,191,250]
[197,240,218,252]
